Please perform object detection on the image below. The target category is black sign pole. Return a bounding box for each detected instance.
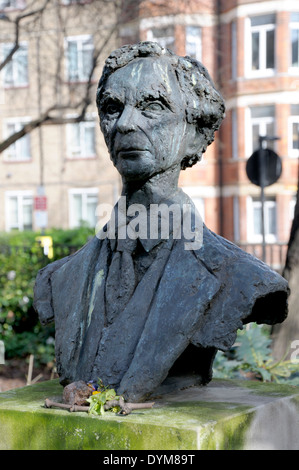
[246,137,281,265]
[258,137,266,263]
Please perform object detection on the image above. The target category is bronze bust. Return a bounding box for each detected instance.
[34,42,288,402]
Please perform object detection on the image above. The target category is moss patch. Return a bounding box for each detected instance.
[233,379,299,397]
[0,379,298,450]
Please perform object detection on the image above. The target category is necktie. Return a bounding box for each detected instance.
[105,236,137,324]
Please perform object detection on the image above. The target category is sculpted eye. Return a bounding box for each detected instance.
[105,101,122,115]
[144,102,164,112]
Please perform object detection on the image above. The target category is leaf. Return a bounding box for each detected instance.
[254,367,272,382]
[236,326,272,367]
[105,388,116,401]
[86,382,120,416]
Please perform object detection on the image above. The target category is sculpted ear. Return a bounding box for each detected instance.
[183,124,205,168]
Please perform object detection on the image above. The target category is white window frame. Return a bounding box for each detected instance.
[247,196,277,243]
[288,115,299,157]
[245,17,275,77]
[233,196,240,242]
[245,107,275,158]
[65,35,93,83]
[289,196,296,224]
[290,19,299,71]
[147,28,175,50]
[66,116,96,158]
[1,41,28,87]
[5,190,33,232]
[68,187,98,228]
[232,108,238,160]
[231,20,237,80]
[3,117,31,161]
[185,26,202,61]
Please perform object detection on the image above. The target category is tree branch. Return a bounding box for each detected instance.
[0,0,173,154]
[0,0,51,72]
[44,397,155,415]
[0,103,97,154]
[0,5,120,154]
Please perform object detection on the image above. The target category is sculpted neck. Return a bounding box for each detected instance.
[121,165,181,208]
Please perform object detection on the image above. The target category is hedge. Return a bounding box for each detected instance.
[0,227,94,366]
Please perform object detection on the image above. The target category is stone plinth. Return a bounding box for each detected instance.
[0,378,298,450]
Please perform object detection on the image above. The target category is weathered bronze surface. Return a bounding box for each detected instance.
[34,42,288,402]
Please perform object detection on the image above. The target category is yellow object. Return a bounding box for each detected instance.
[36,236,53,259]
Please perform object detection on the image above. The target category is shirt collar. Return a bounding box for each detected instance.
[107,189,195,253]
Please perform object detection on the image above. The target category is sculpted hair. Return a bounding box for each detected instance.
[96,41,225,169]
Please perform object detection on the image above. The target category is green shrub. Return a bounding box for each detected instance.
[0,227,94,366]
[213,324,299,385]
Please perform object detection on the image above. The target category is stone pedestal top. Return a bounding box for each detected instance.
[0,378,298,450]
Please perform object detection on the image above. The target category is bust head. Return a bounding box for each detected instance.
[96,42,225,182]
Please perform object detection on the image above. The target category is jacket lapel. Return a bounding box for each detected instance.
[90,238,175,388]
[75,238,111,380]
[118,235,221,401]
[51,237,108,383]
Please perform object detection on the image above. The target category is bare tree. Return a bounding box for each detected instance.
[0,0,140,154]
[0,0,214,154]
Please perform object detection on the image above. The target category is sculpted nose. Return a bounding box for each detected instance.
[116,105,137,134]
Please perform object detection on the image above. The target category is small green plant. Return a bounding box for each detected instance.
[86,379,121,415]
[213,324,299,385]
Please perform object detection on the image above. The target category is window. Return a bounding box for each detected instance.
[185,26,201,61]
[2,42,28,87]
[289,104,299,157]
[147,27,175,51]
[69,188,98,228]
[247,196,277,243]
[5,191,33,231]
[247,14,275,76]
[66,119,96,158]
[66,35,93,82]
[3,118,31,161]
[247,105,275,157]
[290,13,299,68]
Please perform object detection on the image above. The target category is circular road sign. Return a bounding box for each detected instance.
[246,148,282,187]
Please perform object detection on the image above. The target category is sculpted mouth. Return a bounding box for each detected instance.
[117,147,148,157]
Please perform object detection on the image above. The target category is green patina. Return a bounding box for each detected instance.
[87,269,105,328]
[235,379,299,396]
[0,379,298,450]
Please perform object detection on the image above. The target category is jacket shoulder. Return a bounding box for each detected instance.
[33,236,101,325]
[191,227,289,350]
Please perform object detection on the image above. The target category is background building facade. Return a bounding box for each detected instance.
[1,0,299,270]
[0,0,120,233]
[120,0,299,270]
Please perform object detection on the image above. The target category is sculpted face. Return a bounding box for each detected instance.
[98,56,196,182]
